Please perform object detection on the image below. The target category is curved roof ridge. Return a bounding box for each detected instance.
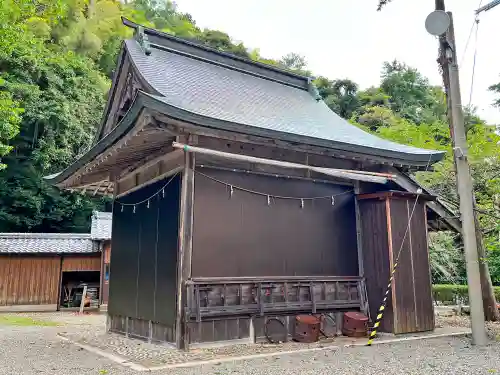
[122,17,310,90]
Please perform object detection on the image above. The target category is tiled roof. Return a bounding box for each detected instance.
[91,211,112,240]
[0,233,97,254]
[121,27,445,165]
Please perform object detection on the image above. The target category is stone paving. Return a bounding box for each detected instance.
[61,326,344,368]
[57,312,472,369]
[0,311,499,374]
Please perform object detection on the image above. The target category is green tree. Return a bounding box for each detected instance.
[279,53,308,71]
[489,79,500,108]
[0,78,22,169]
[0,1,109,232]
[315,77,361,119]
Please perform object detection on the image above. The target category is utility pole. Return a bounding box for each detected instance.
[436,0,500,323]
[428,0,488,345]
[443,0,500,322]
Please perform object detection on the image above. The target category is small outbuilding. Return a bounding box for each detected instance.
[0,212,112,311]
[46,18,460,349]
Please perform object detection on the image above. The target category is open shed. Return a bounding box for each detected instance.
[47,18,459,349]
[0,212,112,311]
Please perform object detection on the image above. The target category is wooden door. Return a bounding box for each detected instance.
[389,198,434,334]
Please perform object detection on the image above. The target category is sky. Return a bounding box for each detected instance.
[174,0,500,125]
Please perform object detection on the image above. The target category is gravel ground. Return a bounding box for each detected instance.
[0,312,499,374]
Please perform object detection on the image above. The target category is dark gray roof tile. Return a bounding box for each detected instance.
[0,233,97,254]
[126,39,444,163]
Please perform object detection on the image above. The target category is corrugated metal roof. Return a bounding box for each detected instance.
[0,233,97,254]
[91,211,112,240]
[125,38,444,164]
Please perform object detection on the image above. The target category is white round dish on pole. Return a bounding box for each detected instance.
[425,10,451,36]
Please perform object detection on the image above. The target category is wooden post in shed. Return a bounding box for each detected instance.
[356,191,435,334]
[175,145,195,350]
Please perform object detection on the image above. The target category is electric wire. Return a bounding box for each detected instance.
[468,19,480,107]
[194,170,354,201]
[460,0,483,67]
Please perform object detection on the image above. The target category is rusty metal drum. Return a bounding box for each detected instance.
[293,315,320,343]
[342,311,368,337]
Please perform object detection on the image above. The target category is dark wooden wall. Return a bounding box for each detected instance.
[357,193,434,334]
[109,175,180,341]
[357,199,394,332]
[192,168,358,278]
[0,255,60,306]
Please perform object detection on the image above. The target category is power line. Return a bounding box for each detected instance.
[468,19,480,107]
[460,0,483,67]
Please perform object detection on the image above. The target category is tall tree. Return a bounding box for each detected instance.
[0,0,109,232]
[489,80,500,108]
[315,77,361,119]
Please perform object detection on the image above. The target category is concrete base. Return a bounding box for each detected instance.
[0,304,57,313]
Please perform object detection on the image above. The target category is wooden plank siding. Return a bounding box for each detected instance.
[389,197,434,334]
[409,200,435,332]
[390,198,415,333]
[108,175,180,343]
[192,168,358,278]
[0,255,60,306]
[357,193,434,334]
[357,199,394,332]
[61,255,101,272]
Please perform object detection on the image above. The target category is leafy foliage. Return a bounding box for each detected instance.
[433,284,500,305]
[0,79,22,170]
[377,0,393,11]
[0,1,109,232]
[490,80,500,109]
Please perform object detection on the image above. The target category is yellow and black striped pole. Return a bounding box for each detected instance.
[366,261,398,346]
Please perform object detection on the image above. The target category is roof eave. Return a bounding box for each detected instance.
[45,92,446,187]
[139,93,445,165]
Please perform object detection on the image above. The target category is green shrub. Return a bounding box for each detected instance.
[433,284,500,305]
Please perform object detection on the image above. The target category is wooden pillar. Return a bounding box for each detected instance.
[353,181,364,277]
[175,148,195,350]
[56,256,64,311]
[354,182,368,317]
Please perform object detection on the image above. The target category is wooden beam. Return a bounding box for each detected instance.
[117,149,182,183]
[173,142,394,184]
[406,199,419,331]
[115,149,183,196]
[354,181,364,278]
[154,114,420,168]
[385,198,398,333]
[197,164,353,187]
[175,149,195,350]
[116,166,182,198]
[92,181,105,196]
